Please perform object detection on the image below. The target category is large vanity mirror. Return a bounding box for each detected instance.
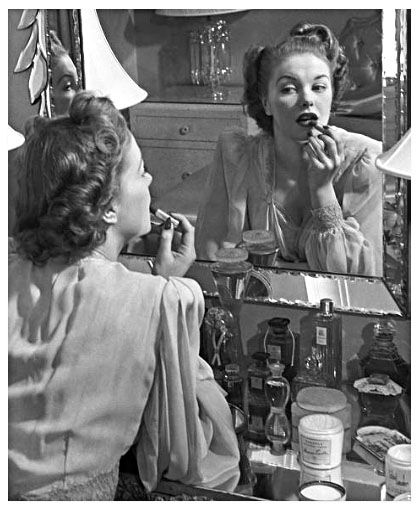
[10,8,410,317]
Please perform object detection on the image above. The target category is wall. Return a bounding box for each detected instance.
[98,9,381,99]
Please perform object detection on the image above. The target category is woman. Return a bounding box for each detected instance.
[49,30,79,115]
[8,91,240,500]
[196,22,382,276]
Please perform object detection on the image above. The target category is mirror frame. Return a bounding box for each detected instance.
[15,8,410,318]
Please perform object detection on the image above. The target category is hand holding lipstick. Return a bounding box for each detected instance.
[302,125,345,208]
[152,212,196,278]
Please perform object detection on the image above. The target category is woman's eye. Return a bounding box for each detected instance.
[281,85,297,94]
[313,83,328,92]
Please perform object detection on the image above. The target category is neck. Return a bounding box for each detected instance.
[272,128,307,178]
[93,228,126,262]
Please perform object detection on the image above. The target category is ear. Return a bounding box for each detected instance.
[102,205,118,225]
[262,96,272,116]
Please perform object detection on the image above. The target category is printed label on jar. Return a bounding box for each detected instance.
[300,435,332,465]
[386,465,411,497]
[250,376,263,390]
[267,344,282,360]
[316,327,327,346]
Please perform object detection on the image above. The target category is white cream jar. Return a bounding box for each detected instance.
[298,413,344,469]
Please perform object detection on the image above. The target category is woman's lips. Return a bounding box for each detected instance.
[296,113,318,127]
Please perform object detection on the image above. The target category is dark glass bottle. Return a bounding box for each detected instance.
[247,352,271,443]
[263,317,298,385]
[361,320,410,392]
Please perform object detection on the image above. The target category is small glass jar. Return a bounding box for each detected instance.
[298,414,344,469]
[385,444,411,498]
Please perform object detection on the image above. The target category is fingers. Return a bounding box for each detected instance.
[155,218,174,261]
[169,212,196,259]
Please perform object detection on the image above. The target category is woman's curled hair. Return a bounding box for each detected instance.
[14,91,130,265]
[243,22,349,135]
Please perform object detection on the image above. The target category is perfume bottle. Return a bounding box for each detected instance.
[263,317,298,385]
[264,363,291,454]
[361,320,410,391]
[247,352,271,443]
[313,298,342,388]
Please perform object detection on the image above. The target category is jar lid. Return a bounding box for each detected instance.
[242,229,275,245]
[296,386,347,412]
[387,444,411,464]
[299,413,343,434]
[214,247,249,263]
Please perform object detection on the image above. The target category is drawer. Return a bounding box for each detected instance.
[130,103,247,143]
[134,114,244,142]
[139,142,214,198]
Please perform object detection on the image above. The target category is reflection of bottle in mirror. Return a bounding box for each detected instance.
[202,307,239,385]
[314,298,342,388]
[263,317,298,385]
[242,230,278,267]
[264,364,291,454]
[247,352,271,444]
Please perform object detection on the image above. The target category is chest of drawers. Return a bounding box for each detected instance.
[129,102,251,199]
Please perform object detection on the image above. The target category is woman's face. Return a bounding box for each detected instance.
[51,53,79,115]
[264,52,333,142]
[114,134,153,242]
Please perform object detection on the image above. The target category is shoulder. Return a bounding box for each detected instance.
[162,276,204,308]
[334,126,382,161]
[79,257,168,300]
[334,127,382,192]
[217,127,267,161]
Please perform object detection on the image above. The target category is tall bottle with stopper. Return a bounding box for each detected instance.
[314,298,342,389]
[264,362,291,454]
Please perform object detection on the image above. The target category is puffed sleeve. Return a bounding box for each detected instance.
[195,129,251,260]
[303,134,382,276]
[135,276,240,492]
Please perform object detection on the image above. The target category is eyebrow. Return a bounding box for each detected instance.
[57,74,77,85]
[276,73,330,84]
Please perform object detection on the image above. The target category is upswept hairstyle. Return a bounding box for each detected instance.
[14,91,130,265]
[49,30,70,65]
[242,22,350,135]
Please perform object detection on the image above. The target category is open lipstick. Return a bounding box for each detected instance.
[308,121,330,134]
[150,205,180,229]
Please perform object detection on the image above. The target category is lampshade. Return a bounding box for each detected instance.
[8,125,25,151]
[376,129,411,180]
[155,9,247,17]
[80,9,147,110]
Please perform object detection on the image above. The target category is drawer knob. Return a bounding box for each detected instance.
[179,125,190,135]
[181,171,192,180]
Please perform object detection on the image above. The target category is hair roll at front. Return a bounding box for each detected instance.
[14,91,130,265]
[242,22,349,135]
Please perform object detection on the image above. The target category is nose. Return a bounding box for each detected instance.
[145,172,153,185]
[301,88,315,108]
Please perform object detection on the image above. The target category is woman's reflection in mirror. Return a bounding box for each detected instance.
[195,22,382,276]
[49,30,79,115]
